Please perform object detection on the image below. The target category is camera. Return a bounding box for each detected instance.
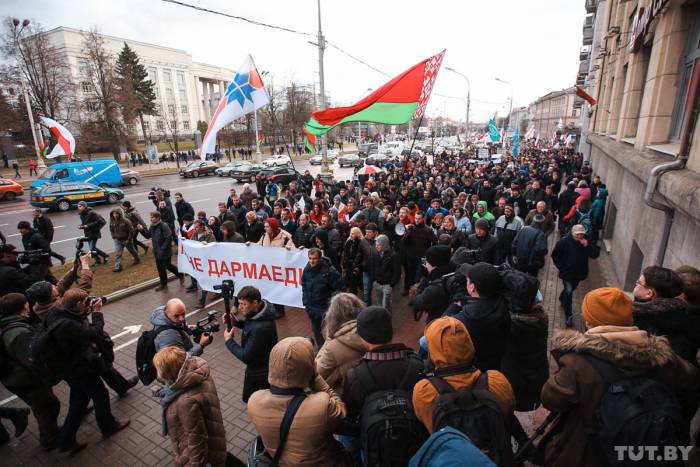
[190,310,220,342]
[75,237,98,261]
[17,249,50,266]
[148,187,170,201]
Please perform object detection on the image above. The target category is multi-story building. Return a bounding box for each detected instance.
[530,87,582,142]
[508,106,531,134]
[582,0,700,287]
[40,27,235,140]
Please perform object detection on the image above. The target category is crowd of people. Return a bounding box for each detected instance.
[1,142,700,466]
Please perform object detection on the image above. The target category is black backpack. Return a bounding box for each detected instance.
[583,355,689,467]
[357,362,428,467]
[27,318,65,386]
[0,322,31,379]
[498,267,539,314]
[428,372,512,467]
[135,325,183,385]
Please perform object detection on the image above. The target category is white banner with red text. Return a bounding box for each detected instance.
[177,239,307,307]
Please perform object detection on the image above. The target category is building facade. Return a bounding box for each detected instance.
[582,0,700,288]
[530,87,582,142]
[41,27,235,140]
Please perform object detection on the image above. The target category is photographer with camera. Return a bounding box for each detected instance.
[149,298,212,355]
[26,252,93,320]
[148,187,171,209]
[17,220,55,283]
[0,244,44,296]
[40,289,130,453]
[222,286,278,403]
[466,218,498,265]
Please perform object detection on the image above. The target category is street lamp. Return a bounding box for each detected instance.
[12,18,46,168]
[445,67,470,140]
[495,77,514,134]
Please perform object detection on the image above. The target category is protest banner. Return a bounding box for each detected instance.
[177,239,308,307]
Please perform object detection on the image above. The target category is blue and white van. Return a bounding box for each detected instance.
[31,160,121,189]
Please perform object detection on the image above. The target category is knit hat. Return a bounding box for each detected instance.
[425,245,451,269]
[365,222,378,233]
[25,281,54,304]
[77,201,88,208]
[475,218,490,231]
[121,200,132,208]
[357,306,393,344]
[581,287,633,327]
[467,262,502,298]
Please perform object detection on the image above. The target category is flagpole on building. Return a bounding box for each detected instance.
[253,108,262,163]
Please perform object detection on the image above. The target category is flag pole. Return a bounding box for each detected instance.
[402,115,423,175]
[253,108,263,163]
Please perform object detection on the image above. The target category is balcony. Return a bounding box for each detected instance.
[579,59,590,75]
[580,46,591,61]
[576,75,586,85]
[583,26,594,45]
[585,0,597,14]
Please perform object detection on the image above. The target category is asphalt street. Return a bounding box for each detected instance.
[0,158,355,259]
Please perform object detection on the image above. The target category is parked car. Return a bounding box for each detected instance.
[230,163,266,183]
[216,160,250,176]
[0,178,24,201]
[366,153,393,167]
[119,168,141,186]
[400,149,423,161]
[261,154,292,167]
[358,142,379,157]
[179,160,219,178]
[259,166,302,186]
[337,153,364,168]
[309,152,338,165]
[30,182,124,212]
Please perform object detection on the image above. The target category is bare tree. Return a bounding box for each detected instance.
[81,29,122,160]
[284,82,313,152]
[158,104,182,168]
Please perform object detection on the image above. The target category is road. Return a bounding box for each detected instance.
[0,158,354,259]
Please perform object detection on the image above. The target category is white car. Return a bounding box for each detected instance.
[262,154,292,167]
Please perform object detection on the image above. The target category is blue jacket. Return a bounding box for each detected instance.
[301,257,343,321]
[150,305,202,356]
[590,187,608,227]
[512,226,547,268]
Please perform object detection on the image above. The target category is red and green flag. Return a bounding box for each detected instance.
[301,125,317,153]
[303,50,445,138]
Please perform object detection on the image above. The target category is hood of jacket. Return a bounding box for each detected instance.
[550,325,675,372]
[331,319,365,351]
[461,296,507,320]
[596,187,608,199]
[511,304,548,327]
[110,208,124,222]
[425,316,475,369]
[151,305,177,327]
[248,299,278,321]
[268,336,315,389]
[170,355,210,391]
[632,297,689,333]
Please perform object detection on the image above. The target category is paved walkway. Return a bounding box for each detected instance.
[0,230,616,466]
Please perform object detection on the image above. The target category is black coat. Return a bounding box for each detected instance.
[142,222,173,261]
[292,224,315,249]
[405,223,437,259]
[174,199,194,224]
[21,229,51,266]
[33,216,54,243]
[225,300,278,370]
[229,201,248,227]
[0,262,40,295]
[453,296,511,371]
[466,233,498,265]
[500,306,549,411]
[301,257,343,321]
[79,208,104,240]
[243,219,264,243]
[558,187,579,218]
[373,248,401,286]
[551,234,599,282]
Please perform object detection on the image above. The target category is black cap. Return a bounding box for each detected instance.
[121,200,132,208]
[25,281,54,304]
[365,222,378,232]
[357,306,393,345]
[425,245,451,268]
[467,262,502,298]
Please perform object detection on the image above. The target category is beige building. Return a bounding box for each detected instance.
[41,27,236,139]
[530,87,582,141]
[582,0,700,287]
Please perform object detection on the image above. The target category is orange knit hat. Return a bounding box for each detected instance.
[581,287,633,327]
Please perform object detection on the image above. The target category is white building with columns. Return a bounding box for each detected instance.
[41,27,235,140]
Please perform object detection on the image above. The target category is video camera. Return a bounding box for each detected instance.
[189,310,220,342]
[213,279,236,330]
[147,187,171,201]
[75,237,98,261]
[16,249,50,266]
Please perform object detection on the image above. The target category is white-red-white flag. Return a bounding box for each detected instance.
[40,117,75,158]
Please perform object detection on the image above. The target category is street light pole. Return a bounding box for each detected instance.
[495,77,513,134]
[445,67,470,141]
[316,0,329,176]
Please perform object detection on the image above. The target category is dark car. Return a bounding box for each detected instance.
[400,149,422,162]
[258,166,301,186]
[119,168,141,186]
[337,153,364,168]
[366,153,393,167]
[30,182,124,212]
[231,163,265,183]
[179,160,219,178]
[216,161,251,177]
[358,142,379,157]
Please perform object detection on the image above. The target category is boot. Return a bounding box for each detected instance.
[103,418,130,438]
[8,408,29,437]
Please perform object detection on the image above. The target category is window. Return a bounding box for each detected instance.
[154,104,161,115]
[78,59,88,75]
[179,89,187,101]
[163,70,172,83]
[166,87,174,100]
[143,121,150,130]
[148,68,157,82]
[183,121,190,130]
[86,100,98,112]
[670,4,700,140]
[82,82,92,93]
[181,105,188,116]
[157,120,165,131]
[177,71,185,86]
[168,104,175,117]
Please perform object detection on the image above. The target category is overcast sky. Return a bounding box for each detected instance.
[4,0,584,122]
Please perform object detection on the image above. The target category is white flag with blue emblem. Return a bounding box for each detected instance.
[199,55,269,160]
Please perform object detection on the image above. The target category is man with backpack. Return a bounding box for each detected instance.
[511,214,548,277]
[77,201,109,266]
[538,287,700,467]
[343,306,427,466]
[0,293,60,451]
[412,316,515,466]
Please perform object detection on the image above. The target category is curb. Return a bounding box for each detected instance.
[106,272,181,302]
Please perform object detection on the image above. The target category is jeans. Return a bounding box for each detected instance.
[403,257,422,289]
[87,238,108,262]
[559,279,580,319]
[113,239,139,268]
[59,375,117,449]
[372,281,393,313]
[310,316,325,348]
[132,231,147,251]
[362,272,373,305]
[155,258,179,286]
[8,385,60,447]
[418,335,429,360]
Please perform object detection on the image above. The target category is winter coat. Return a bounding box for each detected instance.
[412,316,515,434]
[465,233,498,265]
[494,215,523,259]
[221,229,245,243]
[0,314,36,389]
[301,257,343,321]
[471,201,495,230]
[142,222,174,261]
[150,306,202,356]
[33,215,54,242]
[343,343,424,418]
[633,298,700,366]
[225,299,278,371]
[405,223,437,259]
[243,219,264,243]
[257,229,295,248]
[373,247,401,286]
[557,186,579,218]
[192,227,215,244]
[452,296,511,371]
[551,234,599,282]
[524,209,555,236]
[20,228,52,266]
[174,199,194,225]
[240,187,257,209]
[341,237,362,274]
[539,326,700,467]
[500,306,549,411]
[314,320,365,393]
[123,206,146,231]
[589,187,608,227]
[0,261,41,296]
[229,201,248,227]
[512,225,548,268]
[79,207,104,240]
[159,356,227,467]
[293,224,315,249]
[32,267,93,320]
[247,338,353,467]
[109,209,134,241]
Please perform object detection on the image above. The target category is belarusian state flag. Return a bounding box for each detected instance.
[575,85,597,105]
[301,125,316,153]
[304,50,445,138]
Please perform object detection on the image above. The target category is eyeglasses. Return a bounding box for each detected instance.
[635,280,651,290]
